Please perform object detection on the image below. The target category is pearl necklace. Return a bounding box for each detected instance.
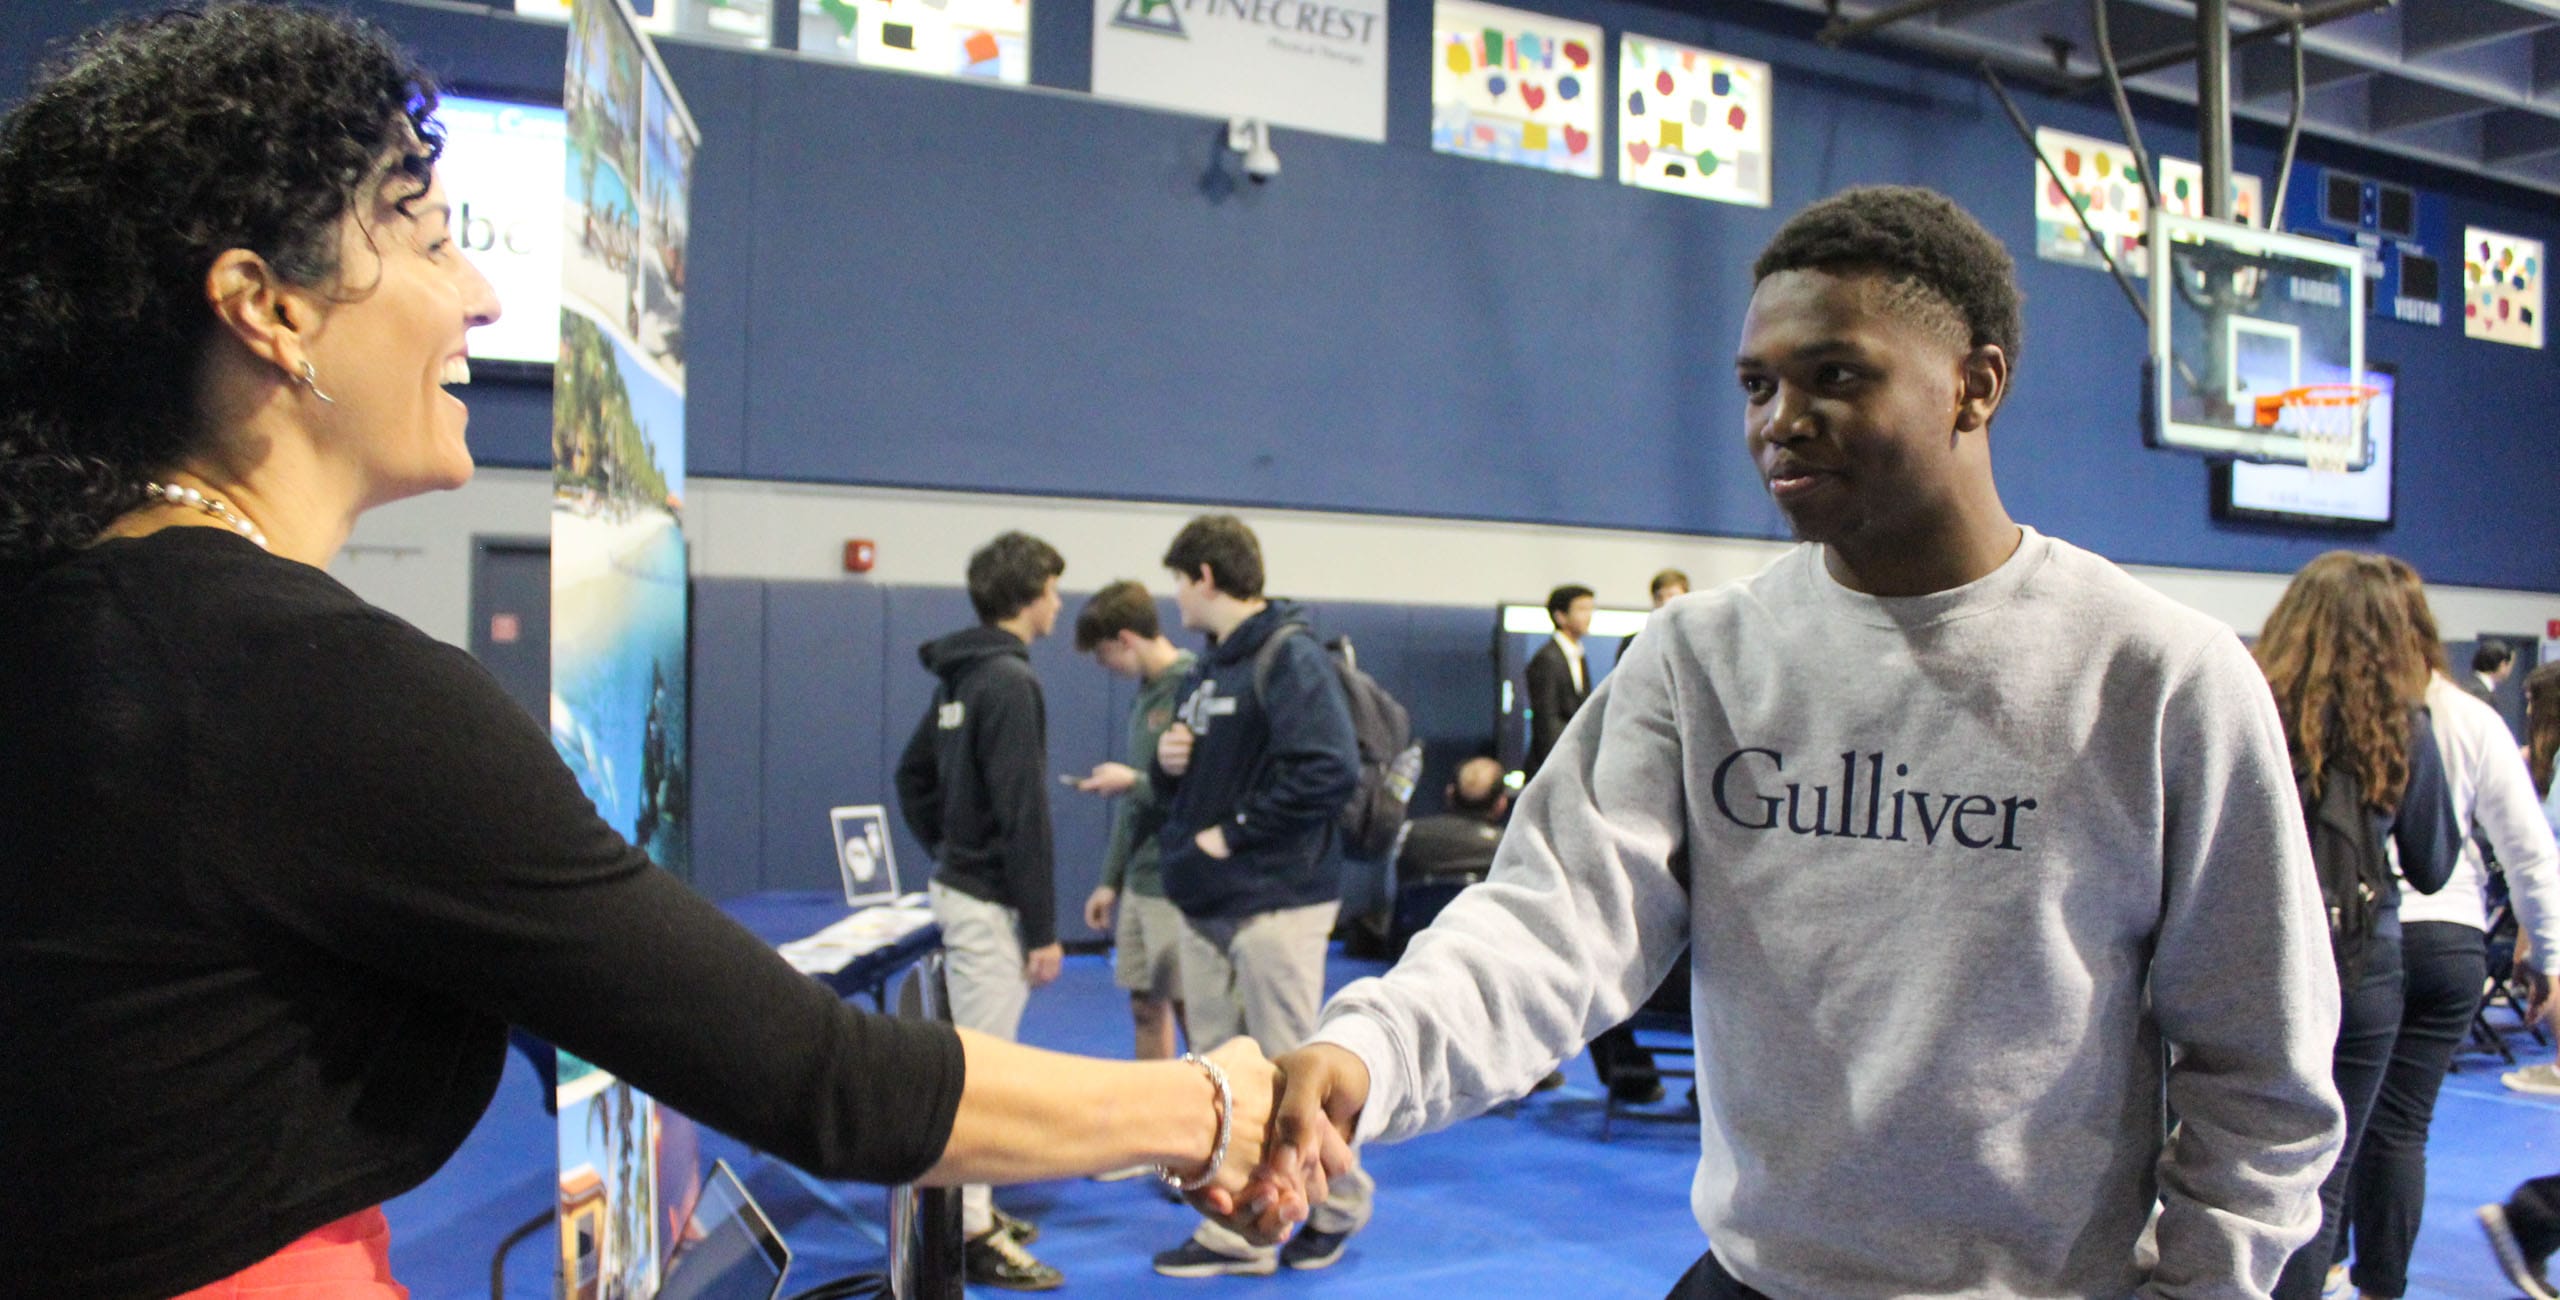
[143,481,270,551]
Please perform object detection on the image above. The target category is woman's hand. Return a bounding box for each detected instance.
[1179,1037,1310,1234]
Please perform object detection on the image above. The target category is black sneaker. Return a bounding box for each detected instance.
[1281,1224,1355,1271]
[2481,1203,2560,1300]
[992,1206,1041,1245]
[1610,1076,1667,1105]
[1151,1239,1278,1278]
[965,1227,1064,1292]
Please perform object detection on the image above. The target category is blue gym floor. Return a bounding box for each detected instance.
[389,948,2560,1299]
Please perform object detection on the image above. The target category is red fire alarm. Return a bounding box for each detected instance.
[844,539,877,574]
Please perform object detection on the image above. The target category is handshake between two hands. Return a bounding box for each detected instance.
[1180,1038,1372,1246]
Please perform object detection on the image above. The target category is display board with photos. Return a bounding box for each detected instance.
[554,2,703,1295]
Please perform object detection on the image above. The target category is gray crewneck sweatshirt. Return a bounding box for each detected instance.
[1312,530,2344,1299]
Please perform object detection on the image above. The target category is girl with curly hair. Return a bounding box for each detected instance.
[2255,551,2461,1300]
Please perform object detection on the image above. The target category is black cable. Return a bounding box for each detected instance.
[2268,19,2307,231]
[488,1207,553,1300]
[2090,0,2161,215]
[782,1272,891,1300]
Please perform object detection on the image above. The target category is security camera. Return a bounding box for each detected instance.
[1227,117,1280,184]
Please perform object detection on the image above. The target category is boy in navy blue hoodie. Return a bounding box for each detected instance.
[1146,514,1373,1278]
[893,530,1068,1292]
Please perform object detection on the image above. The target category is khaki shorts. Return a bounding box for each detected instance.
[1112,890,1188,1000]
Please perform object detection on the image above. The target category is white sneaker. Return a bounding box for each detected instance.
[2505,1063,2560,1096]
[2319,1262,2350,1299]
[2481,1203,2560,1300]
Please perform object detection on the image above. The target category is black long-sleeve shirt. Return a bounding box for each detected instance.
[0,530,964,1299]
[893,626,1057,947]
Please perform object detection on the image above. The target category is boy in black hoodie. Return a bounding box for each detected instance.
[893,530,1067,1292]
[1146,515,1375,1279]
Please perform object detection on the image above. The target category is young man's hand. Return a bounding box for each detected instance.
[1024,942,1064,987]
[1195,825,1232,860]
[1158,723,1195,776]
[1217,1043,1369,1245]
[1077,761,1139,795]
[1083,886,1118,933]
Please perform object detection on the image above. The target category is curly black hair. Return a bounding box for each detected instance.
[0,3,441,578]
[1751,186,2023,366]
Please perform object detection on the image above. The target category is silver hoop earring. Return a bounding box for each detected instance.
[297,359,337,405]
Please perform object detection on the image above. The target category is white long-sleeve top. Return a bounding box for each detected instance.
[2400,674,2560,960]
[1312,531,2343,1300]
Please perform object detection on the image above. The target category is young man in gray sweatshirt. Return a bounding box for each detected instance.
[1235,187,2347,1299]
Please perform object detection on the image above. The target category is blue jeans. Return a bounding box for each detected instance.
[2345,920,2485,1297]
[2273,924,2408,1300]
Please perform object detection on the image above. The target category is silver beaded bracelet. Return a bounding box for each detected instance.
[1158,1051,1233,1194]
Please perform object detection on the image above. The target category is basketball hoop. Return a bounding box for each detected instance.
[2252,383,2376,475]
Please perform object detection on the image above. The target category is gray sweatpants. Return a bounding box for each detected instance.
[1178,899,1375,1258]
[929,881,1031,1238]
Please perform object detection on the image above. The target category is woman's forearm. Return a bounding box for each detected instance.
[917,1028,1219,1187]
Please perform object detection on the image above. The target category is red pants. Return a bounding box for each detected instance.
[170,1207,408,1299]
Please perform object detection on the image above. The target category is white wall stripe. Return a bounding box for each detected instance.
[335,467,2560,652]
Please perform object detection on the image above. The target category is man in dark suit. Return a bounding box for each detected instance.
[2472,641,2517,706]
[1524,584,1595,778]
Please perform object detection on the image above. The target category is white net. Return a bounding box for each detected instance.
[2256,385,2374,475]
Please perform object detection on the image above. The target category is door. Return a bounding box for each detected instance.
[469,535,551,725]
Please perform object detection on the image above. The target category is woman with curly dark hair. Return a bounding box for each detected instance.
[0,7,1288,1297]
[2321,560,2560,1300]
[2255,551,2461,1300]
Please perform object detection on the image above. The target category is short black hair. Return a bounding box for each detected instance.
[1546,584,1594,623]
[2476,641,2516,674]
[967,531,1064,623]
[1074,579,1160,651]
[1752,185,2023,367]
[1162,515,1264,600]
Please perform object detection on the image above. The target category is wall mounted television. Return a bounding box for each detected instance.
[434,92,567,382]
[2212,361,2397,530]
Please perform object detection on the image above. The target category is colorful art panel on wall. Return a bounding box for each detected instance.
[1615,36,1769,207]
[2033,127,2147,273]
[800,0,1028,83]
[2155,155,2262,228]
[2465,227,2543,349]
[1432,0,1604,177]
